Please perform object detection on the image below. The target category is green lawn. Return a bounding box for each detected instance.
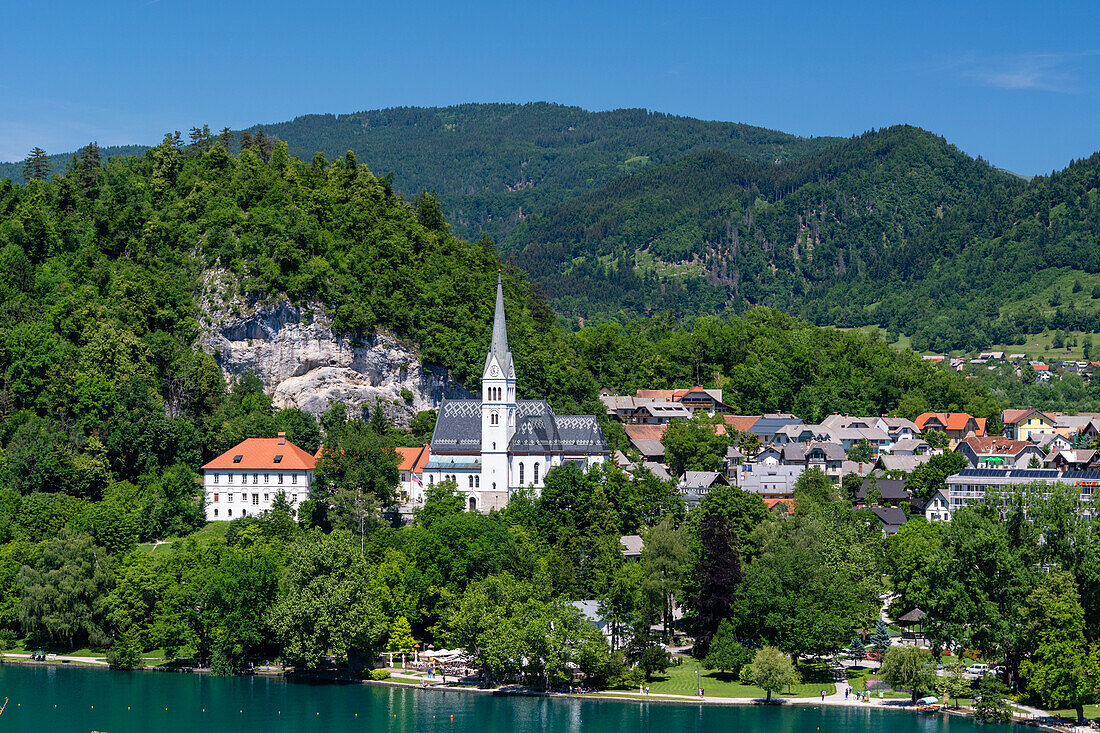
[845,666,911,699]
[621,659,835,699]
[1046,704,1100,722]
[138,521,229,556]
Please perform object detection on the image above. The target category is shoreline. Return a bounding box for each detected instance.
[1,657,1066,730]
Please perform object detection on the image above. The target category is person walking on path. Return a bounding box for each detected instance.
[821,690,826,701]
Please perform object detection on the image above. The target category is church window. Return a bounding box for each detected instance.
[491,413,498,425]
[214,508,218,517]
[475,476,480,487]
[228,473,233,484]
[228,509,232,517]
[519,463,524,485]
[468,476,474,488]
[534,463,540,484]
[492,482,496,490]
[214,474,219,484]
[468,496,477,512]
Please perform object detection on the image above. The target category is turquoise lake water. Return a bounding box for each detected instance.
[0,664,1015,732]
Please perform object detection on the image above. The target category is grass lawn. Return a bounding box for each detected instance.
[621,659,835,699]
[138,521,230,556]
[1046,704,1100,722]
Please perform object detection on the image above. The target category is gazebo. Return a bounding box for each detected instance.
[897,608,927,638]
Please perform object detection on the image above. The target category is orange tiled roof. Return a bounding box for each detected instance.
[915,412,982,434]
[724,415,761,433]
[203,436,316,471]
[1002,408,1055,425]
[395,445,431,473]
[623,424,669,441]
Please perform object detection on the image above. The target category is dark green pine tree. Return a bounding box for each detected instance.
[217,127,235,152]
[848,634,866,663]
[871,619,891,654]
[22,146,50,181]
[73,142,102,198]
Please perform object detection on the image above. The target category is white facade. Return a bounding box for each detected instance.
[205,470,311,520]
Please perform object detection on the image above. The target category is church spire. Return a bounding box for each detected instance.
[490,272,510,366]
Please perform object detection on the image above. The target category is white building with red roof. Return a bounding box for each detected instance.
[202,431,316,520]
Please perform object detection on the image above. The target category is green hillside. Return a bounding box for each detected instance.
[507,125,1100,352]
[0,144,148,182]
[2,104,841,243]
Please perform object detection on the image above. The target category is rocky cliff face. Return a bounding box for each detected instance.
[198,272,469,425]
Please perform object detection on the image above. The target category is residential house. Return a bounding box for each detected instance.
[623,424,667,462]
[869,507,908,535]
[630,402,692,424]
[723,415,761,435]
[749,414,804,444]
[915,412,987,444]
[923,489,952,522]
[203,432,315,521]
[875,453,933,473]
[675,386,735,414]
[619,535,644,563]
[732,463,804,499]
[887,438,933,456]
[1030,432,1074,453]
[957,436,1045,469]
[875,417,922,450]
[855,477,911,508]
[1044,449,1099,471]
[396,444,431,505]
[1002,408,1057,441]
[679,471,730,506]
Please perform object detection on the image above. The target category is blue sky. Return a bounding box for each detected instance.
[2,0,1098,175]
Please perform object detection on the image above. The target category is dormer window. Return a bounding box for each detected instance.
[233,455,243,463]
[274,455,283,464]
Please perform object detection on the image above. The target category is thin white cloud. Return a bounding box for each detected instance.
[952,50,1100,93]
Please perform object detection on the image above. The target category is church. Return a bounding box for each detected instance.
[423,275,609,511]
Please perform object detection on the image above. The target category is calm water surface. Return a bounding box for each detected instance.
[0,664,1015,732]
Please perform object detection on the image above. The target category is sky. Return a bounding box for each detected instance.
[2,0,1098,175]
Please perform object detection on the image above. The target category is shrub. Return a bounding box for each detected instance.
[369,668,391,681]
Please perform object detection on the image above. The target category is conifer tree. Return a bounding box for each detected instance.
[22,147,50,181]
[871,619,891,654]
[848,634,866,664]
[217,127,235,151]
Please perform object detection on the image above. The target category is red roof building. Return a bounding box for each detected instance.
[202,432,315,521]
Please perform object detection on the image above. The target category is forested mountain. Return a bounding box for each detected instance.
[0,144,148,183]
[1,104,840,243]
[506,125,1100,352]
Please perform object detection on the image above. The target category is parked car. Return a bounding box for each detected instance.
[965,663,990,677]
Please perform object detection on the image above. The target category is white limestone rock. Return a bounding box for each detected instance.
[198,271,469,425]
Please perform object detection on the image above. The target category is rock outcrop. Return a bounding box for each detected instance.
[198,272,469,425]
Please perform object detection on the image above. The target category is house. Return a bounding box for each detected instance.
[749,414,804,444]
[395,445,432,505]
[570,600,614,646]
[723,415,761,435]
[1002,408,1057,441]
[802,442,848,481]
[679,471,730,507]
[888,438,932,456]
[915,412,987,443]
[1030,432,1073,453]
[855,477,911,508]
[957,436,1045,469]
[675,386,735,414]
[945,468,1099,515]
[619,535,644,562]
[623,424,668,462]
[869,506,908,534]
[203,432,315,521]
[875,453,933,473]
[630,402,692,424]
[732,463,804,499]
[924,488,952,522]
[875,417,922,448]
[1044,449,1098,471]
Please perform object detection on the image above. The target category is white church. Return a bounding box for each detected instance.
[423,275,609,511]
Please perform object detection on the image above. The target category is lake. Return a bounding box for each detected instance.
[0,663,1014,732]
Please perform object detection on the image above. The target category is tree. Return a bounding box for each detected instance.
[662,414,729,475]
[414,479,464,527]
[703,619,751,675]
[870,619,891,655]
[741,646,798,701]
[635,641,672,681]
[905,452,967,500]
[924,430,949,450]
[973,674,1014,723]
[848,634,866,664]
[22,147,50,181]
[386,616,417,658]
[267,530,387,672]
[316,420,399,546]
[879,645,935,703]
[640,516,689,641]
[18,530,111,649]
[935,665,969,708]
[1018,572,1100,725]
[107,627,144,670]
[846,438,874,463]
[687,489,748,649]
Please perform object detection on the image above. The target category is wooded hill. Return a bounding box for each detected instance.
[506,125,1100,353]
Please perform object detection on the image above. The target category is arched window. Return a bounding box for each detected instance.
[475,476,480,487]
[429,475,434,485]
[228,509,232,517]
[534,463,540,485]
[519,463,524,485]
[468,476,474,488]
[214,508,218,517]
[468,496,477,512]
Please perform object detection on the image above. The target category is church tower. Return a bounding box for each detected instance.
[480,274,516,494]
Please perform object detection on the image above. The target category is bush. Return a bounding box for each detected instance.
[369,668,391,681]
[107,630,144,670]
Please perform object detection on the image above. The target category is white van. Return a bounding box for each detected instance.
[965,663,990,677]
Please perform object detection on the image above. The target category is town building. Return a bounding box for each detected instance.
[914,412,987,444]
[941,468,1099,516]
[1001,409,1056,441]
[424,276,609,512]
[956,436,1045,469]
[202,432,315,520]
[395,444,431,505]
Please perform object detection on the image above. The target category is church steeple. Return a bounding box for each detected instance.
[484,273,513,377]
